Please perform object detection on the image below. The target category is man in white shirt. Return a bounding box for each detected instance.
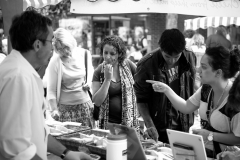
[0,10,92,160]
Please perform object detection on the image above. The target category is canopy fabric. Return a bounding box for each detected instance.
[71,0,240,17]
[184,17,240,30]
[0,0,64,36]
[23,0,62,10]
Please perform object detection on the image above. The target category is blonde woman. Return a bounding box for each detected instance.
[46,28,94,128]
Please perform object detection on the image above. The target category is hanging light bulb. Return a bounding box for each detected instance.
[87,0,98,2]
[209,0,224,1]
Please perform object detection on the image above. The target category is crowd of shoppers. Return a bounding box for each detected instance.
[0,9,240,160]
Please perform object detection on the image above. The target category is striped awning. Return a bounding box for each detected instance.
[23,0,62,9]
[184,17,240,30]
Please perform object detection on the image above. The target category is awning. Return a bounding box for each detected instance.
[23,0,63,10]
[0,0,64,36]
[184,17,240,30]
[71,0,240,17]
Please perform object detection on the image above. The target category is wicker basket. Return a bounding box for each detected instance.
[80,129,110,137]
[56,129,109,152]
[56,132,88,151]
[52,125,91,138]
[85,142,106,159]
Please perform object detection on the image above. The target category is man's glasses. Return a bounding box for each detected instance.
[39,39,54,44]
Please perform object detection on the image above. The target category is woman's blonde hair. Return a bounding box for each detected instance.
[53,28,77,56]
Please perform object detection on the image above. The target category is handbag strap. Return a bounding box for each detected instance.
[84,50,88,83]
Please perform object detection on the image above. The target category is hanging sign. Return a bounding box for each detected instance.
[71,0,240,17]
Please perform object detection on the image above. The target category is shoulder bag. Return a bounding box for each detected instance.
[84,50,99,120]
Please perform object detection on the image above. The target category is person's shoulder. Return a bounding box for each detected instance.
[125,58,136,67]
[0,60,30,83]
[137,48,159,66]
[183,49,195,58]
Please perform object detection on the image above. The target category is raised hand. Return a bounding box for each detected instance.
[104,64,113,81]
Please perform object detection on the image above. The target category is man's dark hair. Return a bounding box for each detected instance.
[226,73,240,117]
[158,28,186,56]
[9,10,52,53]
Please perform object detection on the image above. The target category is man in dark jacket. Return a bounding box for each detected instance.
[134,28,196,143]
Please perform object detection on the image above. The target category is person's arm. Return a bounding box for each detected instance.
[86,50,94,87]
[137,103,154,128]
[47,135,92,160]
[139,38,148,55]
[137,103,159,142]
[46,56,59,111]
[217,150,240,160]
[0,74,38,160]
[146,80,199,114]
[142,38,148,48]
[92,80,111,106]
[193,129,240,145]
[92,64,112,106]
[213,133,240,145]
[133,63,159,141]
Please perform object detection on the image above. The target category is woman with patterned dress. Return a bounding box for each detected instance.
[92,35,139,132]
[46,28,94,128]
[147,46,240,158]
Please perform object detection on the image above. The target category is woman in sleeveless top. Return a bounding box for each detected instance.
[91,35,139,132]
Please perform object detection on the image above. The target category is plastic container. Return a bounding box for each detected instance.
[106,134,127,160]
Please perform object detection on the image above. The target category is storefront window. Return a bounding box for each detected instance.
[58,14,147,55]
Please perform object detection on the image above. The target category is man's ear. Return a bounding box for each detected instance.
[215,69,223,78]
[33,39,41,51]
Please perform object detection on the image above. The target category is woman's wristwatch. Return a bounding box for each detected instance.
[60,149,70,159]
[207,132,213,141]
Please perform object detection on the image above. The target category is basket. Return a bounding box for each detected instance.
[52,125,91,138]
[81,129,109,159]
[85,142,106,159]
[56,132,89,151]
[56,129,109,152]
[80,129,110,137]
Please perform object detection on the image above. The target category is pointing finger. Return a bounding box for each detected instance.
[146,80,158,84]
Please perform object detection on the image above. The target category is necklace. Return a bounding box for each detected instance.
[214,81,229,109]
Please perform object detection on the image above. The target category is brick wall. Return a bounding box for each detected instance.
[146,13,167,50]
[145,13,207,50]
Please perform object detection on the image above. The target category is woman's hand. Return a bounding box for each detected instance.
[51,110,60,121]
[146,80,169,93]
[82,83,90,91]
[104,64,113,81]
[217,151,240,160]
[192,129,210,141]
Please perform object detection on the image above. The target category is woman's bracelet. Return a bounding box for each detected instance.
[60,149,70,159]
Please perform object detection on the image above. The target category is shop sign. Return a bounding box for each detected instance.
[71,0,240,17]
